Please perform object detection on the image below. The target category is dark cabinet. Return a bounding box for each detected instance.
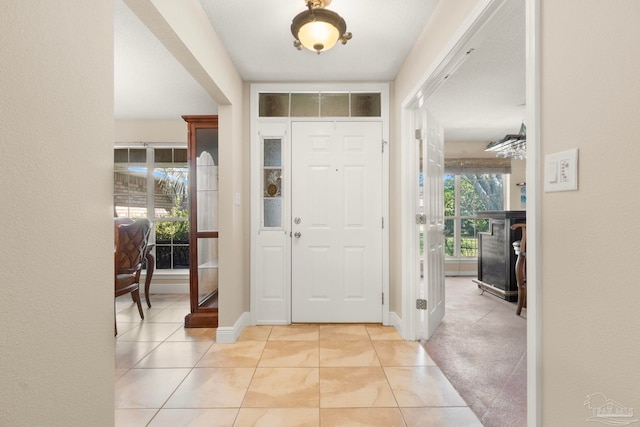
[183,115,219,328]
[474,210,526,302]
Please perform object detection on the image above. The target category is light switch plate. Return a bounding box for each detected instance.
[544,148,578,192]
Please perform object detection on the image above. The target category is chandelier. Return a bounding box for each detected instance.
[291,0,352,54]
[485,123,527,159]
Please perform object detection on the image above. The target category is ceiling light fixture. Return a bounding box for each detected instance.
[291,0,352,54]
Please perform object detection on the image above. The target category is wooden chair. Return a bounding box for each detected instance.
[114,218,155,308]
[114,218,151,335]
[511,223,527,316]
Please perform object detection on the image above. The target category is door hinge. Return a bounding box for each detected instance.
[416,214,426,224]
[381,140,388,153]
[416,299,427,310]
[382,217,384,229]
[382,293,384,305]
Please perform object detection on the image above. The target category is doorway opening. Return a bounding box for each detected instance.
[401,0,538,425]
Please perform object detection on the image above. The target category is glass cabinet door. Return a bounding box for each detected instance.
[183,115,219,328]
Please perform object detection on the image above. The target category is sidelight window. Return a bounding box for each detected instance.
[262,137,283,228]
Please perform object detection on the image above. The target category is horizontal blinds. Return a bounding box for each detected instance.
[445,158,511,175]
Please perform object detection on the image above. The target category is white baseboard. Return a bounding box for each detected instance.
[145,282,189,294]
[216,312,251,343]
[140,273,188,294]
[389,311,403,338]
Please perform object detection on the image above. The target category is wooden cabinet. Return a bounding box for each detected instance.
[183,115,219,328]
[474,210,526,302]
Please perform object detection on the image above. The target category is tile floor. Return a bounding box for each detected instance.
[115,294,483,426]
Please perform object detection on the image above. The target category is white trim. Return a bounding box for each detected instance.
[401,0,511,341]
[526,0,541,425]
[250,121,290,325]
[400,105,414,340]
[145,271,189,280]
[143,282,189,294]
[250,83,390,326]
[388,311,403,336]
[216,311,251,343]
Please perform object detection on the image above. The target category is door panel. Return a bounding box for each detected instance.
[416,109,445,339]
[292,121,383,323]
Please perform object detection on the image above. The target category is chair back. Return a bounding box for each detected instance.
[114,217,134,234]
[115,218,151,275]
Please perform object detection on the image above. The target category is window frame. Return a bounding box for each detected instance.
[445,171,509,259]
[114,143,189,274]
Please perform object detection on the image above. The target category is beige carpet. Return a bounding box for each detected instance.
[422,276,527,427]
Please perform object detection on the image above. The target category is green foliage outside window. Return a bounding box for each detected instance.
[445,173,504,257]
[154,166,189,244]
[155,204,189,244]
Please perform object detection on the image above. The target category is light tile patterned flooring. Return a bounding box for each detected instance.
[115,294,483,426]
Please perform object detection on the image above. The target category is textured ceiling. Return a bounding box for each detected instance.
[114,0,525,143]
[114,0,217,119]
[428,0,526,141]
[198,0,439,82]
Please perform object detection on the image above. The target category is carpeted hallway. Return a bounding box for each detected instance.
[422,276,527,427]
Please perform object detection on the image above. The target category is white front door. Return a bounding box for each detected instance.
[416,108,445,339]
[291,121,383,323]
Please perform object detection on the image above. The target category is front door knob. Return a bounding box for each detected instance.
[294,232,302,238]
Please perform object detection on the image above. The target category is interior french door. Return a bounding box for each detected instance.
[291,121,383,323]
[415,108,445,339]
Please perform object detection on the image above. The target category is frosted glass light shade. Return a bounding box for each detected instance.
[291,6,351,54]
[297,21,339,52]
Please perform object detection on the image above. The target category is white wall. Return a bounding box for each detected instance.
[0,1,115,425]
[115,119,187,143]
[540,1,640,424]
[124,0,246,330]
[510,158,526,209]
[445,140,494,158]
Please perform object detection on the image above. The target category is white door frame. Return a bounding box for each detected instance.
[399,0,540,425]
[250,83,390,326]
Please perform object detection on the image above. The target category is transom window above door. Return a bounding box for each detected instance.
[258,92,381,118]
